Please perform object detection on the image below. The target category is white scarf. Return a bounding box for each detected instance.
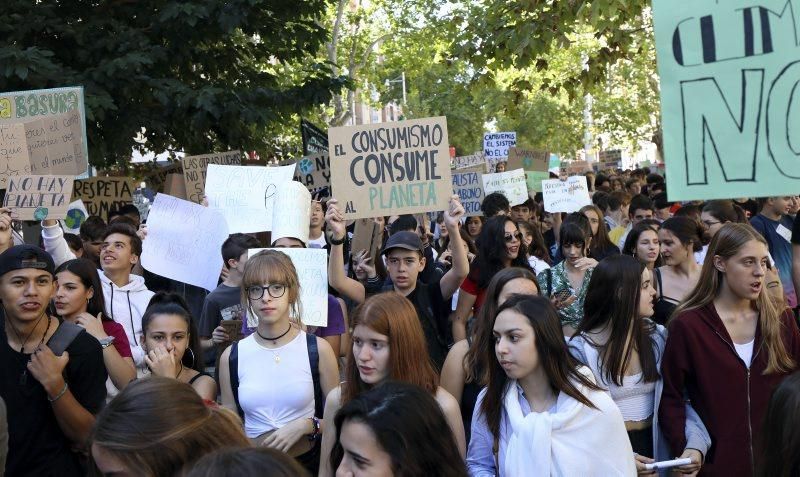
[502,374,637,477]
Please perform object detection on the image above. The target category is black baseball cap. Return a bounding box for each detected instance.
[381,231,423,255]
[0,245,55,278]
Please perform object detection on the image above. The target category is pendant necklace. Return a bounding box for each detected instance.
[7,313,49,386]
[256,324,292,364]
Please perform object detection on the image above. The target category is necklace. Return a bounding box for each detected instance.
[256,323,292,343]
[6,313,49,386]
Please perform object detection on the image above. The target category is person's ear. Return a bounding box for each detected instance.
[87,287,94,301]
[418,256,426,270]
[226,257,238,269]
[713,255,726,273]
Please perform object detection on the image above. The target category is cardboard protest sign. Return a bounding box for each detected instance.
[61,199,88,234]
[452,170,484,216]
[181,151,241,203]
[653,0,800,200]
[4,175,74,220]
[248,248,328,327]
[142,194,228,291]
[72,177,138,222]
[566,160,591,175]
[0,86,88,176]
[293,153,330,190]
[25,109,87,176]
[542,176,592,213]
[507,147,548,172]
[271,181,312,245]
[483,132,516,162]
[453,152,486,170]
[351,218,384,261]
[525,171,550,193]
[329,116,452,219]
[482,168,528,206]
[204,164,296,233]
[0,123,32,188]
[163,173,187,199]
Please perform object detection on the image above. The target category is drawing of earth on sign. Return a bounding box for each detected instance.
[298,158,315,175]
[522,156,533,169]
[64,208,87,229]
[34,207,49,221]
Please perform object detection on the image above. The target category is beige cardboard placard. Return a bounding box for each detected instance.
[329,116,452,219]
[351,218,379,259]
[507,147,548,172]
[182,151,241,203]
[163,173,187,199]
[72,177,138,222]
[26,109,87,176]
[4,175,74,220]
[293,153,330,190]
[0,123,32,189]
[453,152,486,170]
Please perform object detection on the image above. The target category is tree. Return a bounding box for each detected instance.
[0,1,348,169]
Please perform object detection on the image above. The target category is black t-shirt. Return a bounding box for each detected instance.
[198,284,244,365]
[792,215,800,245]
[0,319,107,477]
[404,279,452,371]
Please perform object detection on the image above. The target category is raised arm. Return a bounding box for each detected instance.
[439,195,469,299]
[325,199,366,304]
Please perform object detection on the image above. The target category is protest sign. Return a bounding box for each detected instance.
[542,176,592,213]
[482,168,528,206]
[301,119,329,155]
[4,175,74,220]
[452,170,484,216]
[181,151,241,203]
[525,171,550,193]
[453,152,486,170]
[293,153,331,190]
[25,109,87,176]
[61,199,88,234]
[0,86,88,176]
[483,132,516,162]
[0,123,32,188]
[142,194,228,291]
[73,177,138,222]
[163,173,187,199]
[204,164,296,233]
[566,160,592,175]
[329,116,452,219]
[271,181,311,245]
[351,218,385,261]
[248,248,328,327]
[653,0,800,200]
[507,147,548,172]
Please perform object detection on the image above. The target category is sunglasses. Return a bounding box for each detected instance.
[504,232,522,243]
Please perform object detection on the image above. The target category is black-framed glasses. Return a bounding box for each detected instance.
[504,232,522,243]
[246,284,287,300]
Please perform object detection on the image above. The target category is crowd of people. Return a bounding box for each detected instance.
[1,165,800,477]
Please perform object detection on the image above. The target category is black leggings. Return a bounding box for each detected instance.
[627,426,654,458]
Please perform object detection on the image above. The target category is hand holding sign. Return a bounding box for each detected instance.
[325,199,347,241]
[443,194,465,229]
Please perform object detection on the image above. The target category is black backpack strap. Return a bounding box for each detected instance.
[654,268,664,300]
[546,268,553,297]
[47,321,83,356]
[228,342,244,419]
[306,333,324,418]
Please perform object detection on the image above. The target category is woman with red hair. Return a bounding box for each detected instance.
[317,292,466,476]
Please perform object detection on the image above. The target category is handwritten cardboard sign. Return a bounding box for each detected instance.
[72,177,137,222]
[566,160,591,175]
[653,0,800,200]
[525,171,550,193]
[453,152,486,171]
[248,248,328,327]
[482,168,528,206]
[25,109,87,177]
[452,170,484,216]
[142,194,228,291]
[0,123,32,188]
[483,132,516,162]
[204,164,296,233]
[4,175,74,220]
[507,147,548,172]
[292,153,330,190]
[542,176,592,213]
[0,86,88,176]
[61,199,88,234]
[351,218,384,261]
[181,150,241,203]
[329,116,452,219]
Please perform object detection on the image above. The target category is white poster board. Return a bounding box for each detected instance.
[247,248,328,327]
[204,164,296,233]
[542,176,592,213]
[483,132,516,161]
[482,168,528,206]
[141,194,229,291]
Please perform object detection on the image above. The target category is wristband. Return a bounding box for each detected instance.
[48,382,69,403]
[307,416,321,441]
[329,235,346,246]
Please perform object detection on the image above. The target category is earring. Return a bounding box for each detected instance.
[185,348,196,369]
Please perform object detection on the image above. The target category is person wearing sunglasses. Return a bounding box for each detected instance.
[453,215,533,341]
[218,250,339,475]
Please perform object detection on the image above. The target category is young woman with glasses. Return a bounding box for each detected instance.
[218,250,339,475]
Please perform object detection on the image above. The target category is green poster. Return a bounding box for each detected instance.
[652,0,800,201]
[525,171,550,193]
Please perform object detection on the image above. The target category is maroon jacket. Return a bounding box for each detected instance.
[659,302,800,476]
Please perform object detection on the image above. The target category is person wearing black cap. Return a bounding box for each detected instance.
[0,245,107,476]
[326,195,469,370]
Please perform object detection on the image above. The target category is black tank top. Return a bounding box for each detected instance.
[652,268,679,326]
[460,336,483,443]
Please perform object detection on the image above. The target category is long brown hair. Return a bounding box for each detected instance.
[672,223,795,374]
[580,204,615,256]
[464,267,540,384]
[342,293,438,404]
[91,377,249,476]
[480,295,600,441]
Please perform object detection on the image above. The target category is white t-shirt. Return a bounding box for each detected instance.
[307,233,327,249]
[734,339,755,368]
[528,256,551,275]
